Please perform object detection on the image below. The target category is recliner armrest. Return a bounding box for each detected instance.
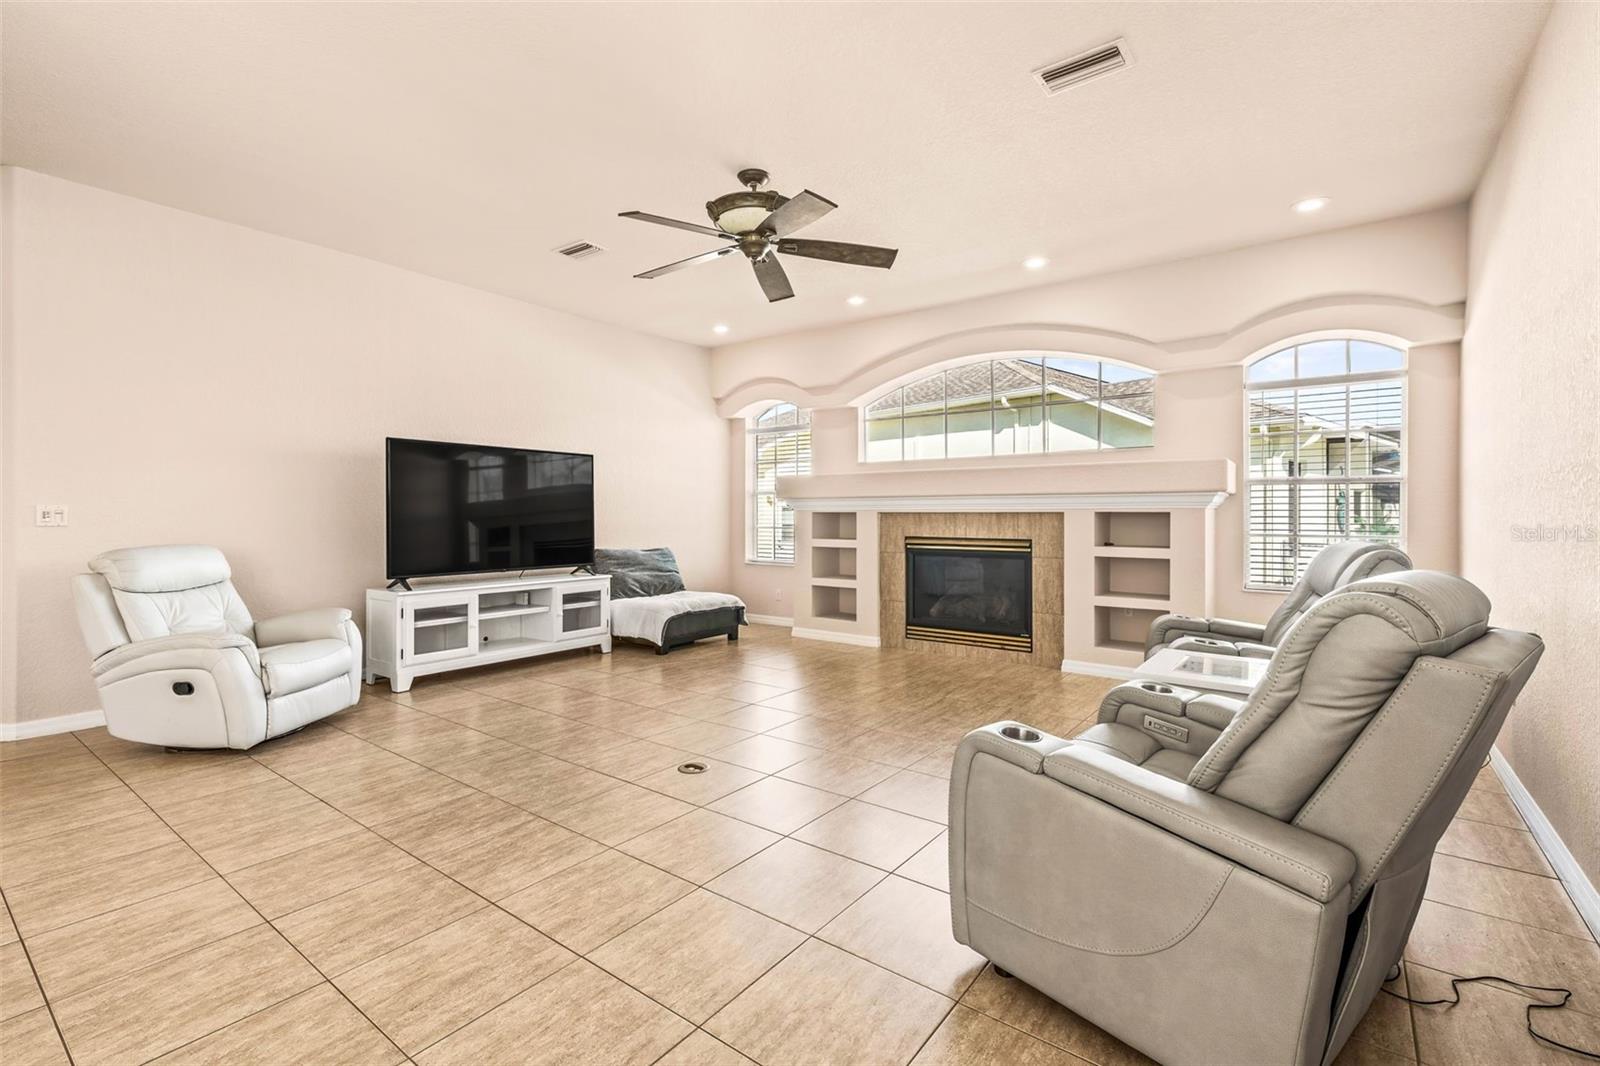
[1146,613,1212,650]
[1042,744,1355,903]
[1097,680,1202,723]
[955,721,1073,774]
[1147,614,1269,654]
[1207,618,1269,642]
[91,632,259,678]
[254,608,355,647]
[1186,693,1246,730]
[1168,634,1242,656]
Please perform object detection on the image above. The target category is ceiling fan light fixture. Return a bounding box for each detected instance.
[706,189,785,235]
[714,206,771,234]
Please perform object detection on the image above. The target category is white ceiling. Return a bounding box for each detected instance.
[2,2,1549,347]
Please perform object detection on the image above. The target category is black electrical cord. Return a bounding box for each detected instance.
[1383,966,1599,1060]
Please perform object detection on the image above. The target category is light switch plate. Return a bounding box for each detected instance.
[35,504,68,527]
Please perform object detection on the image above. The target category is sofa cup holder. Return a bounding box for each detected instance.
[999,725,1043,743]
[1138,683,1174,695]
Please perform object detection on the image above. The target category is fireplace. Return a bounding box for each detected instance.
[904,537,1033,652]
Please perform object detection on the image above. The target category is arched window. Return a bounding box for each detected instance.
[1245,339,1406,589]
[748,403,811,563]
[862,354,1155,462]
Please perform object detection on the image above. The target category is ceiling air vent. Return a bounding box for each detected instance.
[1032,39,1130,95]
[553,240,605,260]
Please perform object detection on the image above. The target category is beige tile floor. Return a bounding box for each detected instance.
[1,624,1595,1065]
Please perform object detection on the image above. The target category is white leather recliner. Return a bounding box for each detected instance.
[72,545,362,749]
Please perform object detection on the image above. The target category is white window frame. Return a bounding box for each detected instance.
[859,354,1156,462]
[747,403,811,565]
[1242,338,1408,592]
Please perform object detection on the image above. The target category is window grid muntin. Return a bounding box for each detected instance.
[862,356,1154,462]
[1245,340,1405,590]
[749,404,811,563]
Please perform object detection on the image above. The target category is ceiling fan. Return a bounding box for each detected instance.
[619,168,898,303]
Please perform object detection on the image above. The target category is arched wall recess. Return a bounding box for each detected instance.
[711,295,1463,417]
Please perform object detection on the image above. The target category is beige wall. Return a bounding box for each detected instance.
[0,168,728,725]
[722,211,1469,623]
[711,208,1468,412]
[1463,2,1600,881]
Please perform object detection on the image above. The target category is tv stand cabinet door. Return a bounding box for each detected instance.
[402,591,477,666]
[557,582,610,639]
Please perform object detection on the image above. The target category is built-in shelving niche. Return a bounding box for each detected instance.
[812,585,858,623]
[1092,511,1173,656]
[809,511,859,622]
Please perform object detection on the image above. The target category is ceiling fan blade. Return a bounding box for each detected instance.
[760,189,837,237]
[752,255,795,302]
[777,238,898,269]
[619,210,733,239]
[635,244,738,279]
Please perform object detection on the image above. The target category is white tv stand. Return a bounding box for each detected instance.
[365,572,611,692]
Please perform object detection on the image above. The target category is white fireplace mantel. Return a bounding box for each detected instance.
[787,491,1227,512]
[778,457,1235,513]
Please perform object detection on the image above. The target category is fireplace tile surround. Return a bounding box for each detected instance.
[881,514,1063,668]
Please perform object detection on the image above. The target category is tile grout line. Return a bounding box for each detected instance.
[12,637,1092,1064]
[1416,895,1600,949]
[1431,843,1560,882]
[244,718,796,1055]
[905,996,961,1066]
[351,688,950,838]
[955,969,1130,1066]
[0,734,83,1066]
[338,675,953,881]
[1403,961,1424,1065]
[374,672,1587,960]
[322,729,959,1060]
[59,734,406,1066]
[363,644,1096,1060]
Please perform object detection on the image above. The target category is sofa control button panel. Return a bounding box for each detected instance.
[172,681,195,696]
[1142,714,1188,743]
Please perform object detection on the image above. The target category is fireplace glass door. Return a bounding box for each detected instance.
[904,538,1032,652]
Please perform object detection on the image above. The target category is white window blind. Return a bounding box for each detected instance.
[749,404,811,563]
[1245,340,1405,589]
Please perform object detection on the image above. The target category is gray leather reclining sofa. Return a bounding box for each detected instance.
[1146,541,1412,658]
[949,570,1542,1066]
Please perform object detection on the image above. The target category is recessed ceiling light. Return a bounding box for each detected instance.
[1023,256,1050,270]
[1292,197,1330,214]
[846,295,867,307]
[711,323,730,335]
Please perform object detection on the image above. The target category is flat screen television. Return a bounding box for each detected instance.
[386,437,594,579]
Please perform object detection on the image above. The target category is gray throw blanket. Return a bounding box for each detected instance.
[592,547,688,599]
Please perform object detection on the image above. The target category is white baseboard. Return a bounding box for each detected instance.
[744,614,794,628]
[792,626,881,648]
[1,709,105,742]
[1060,658,1136,680]
[1489,746,1600,943]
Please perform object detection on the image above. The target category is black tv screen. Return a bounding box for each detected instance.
[386,437,594,579]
